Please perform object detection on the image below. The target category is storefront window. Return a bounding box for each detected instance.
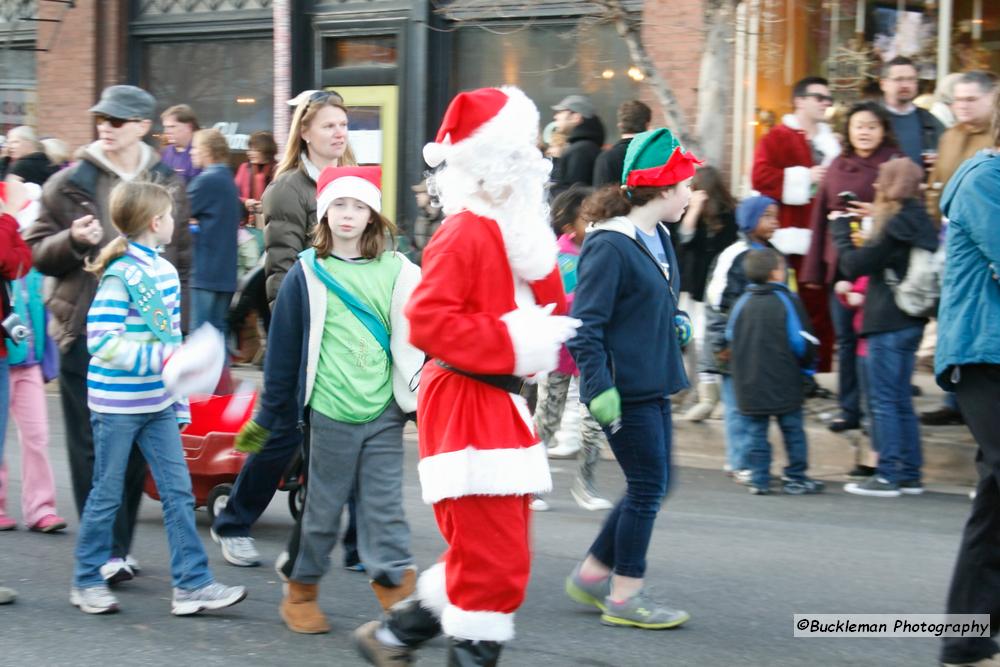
[140,38,274,150]
[323,35,397,69]
[453,22,642,142]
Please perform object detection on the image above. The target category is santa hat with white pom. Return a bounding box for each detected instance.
[422,86,540,168]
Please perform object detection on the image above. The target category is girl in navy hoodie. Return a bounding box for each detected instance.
[565,128,698,630]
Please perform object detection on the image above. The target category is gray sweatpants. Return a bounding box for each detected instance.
[288,403,413,586]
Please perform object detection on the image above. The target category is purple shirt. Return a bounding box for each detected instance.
[160,144,202,183]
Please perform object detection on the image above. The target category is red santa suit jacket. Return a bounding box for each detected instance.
[405,210,566,505]
[751,115,841,233]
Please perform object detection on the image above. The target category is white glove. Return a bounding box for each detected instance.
[501,303,582,377]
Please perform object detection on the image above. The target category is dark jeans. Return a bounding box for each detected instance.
[60,336,144,559]
[744,409,808,488]
[190,288,233,339]
[866,325,923,484]
[941,365,1000,664]
[588,398,671,579]
[829,292,860,423]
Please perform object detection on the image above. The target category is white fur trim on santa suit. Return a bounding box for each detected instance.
[501,303,581,377]
[442,605,515,643]
[316,175,381,218]
[417,442,552,505]
[781,166,813,206]
[416,562,448,618]
[780,113,842,166]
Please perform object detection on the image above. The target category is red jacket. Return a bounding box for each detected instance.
[0,212,33,358]
[751,117,842,235]
[405,210,566,504]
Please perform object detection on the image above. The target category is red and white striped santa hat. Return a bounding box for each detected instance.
[315,165,382,218]
[422,86,539,168]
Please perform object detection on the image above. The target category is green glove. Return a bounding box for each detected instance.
[589,387,622,427]
[234,419,270,454]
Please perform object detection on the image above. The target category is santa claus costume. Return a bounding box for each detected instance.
[354,87,579,666]
[751,111,841,372]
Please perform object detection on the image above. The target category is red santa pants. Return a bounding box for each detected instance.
[417,494,532,642]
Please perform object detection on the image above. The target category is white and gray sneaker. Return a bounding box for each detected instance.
[70,585,120,614]
[211,529,261,567]
[99,558,133,585]
[171,582,247,616]
[600,592,690,630]
[571,477,614,511]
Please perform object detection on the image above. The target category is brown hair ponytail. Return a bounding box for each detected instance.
[86,181,173,276]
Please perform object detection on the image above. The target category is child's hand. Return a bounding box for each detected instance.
[846,292,864,307]
[834,280,852,296]
[234,419,270,454]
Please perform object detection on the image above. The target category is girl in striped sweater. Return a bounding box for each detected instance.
[71,181,246,617]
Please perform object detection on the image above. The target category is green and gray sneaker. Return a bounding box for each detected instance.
[565,565,611,612]
[600,592,690,630]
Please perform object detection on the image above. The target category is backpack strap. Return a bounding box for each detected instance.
[102,255,181,346]
[300,248,392,360]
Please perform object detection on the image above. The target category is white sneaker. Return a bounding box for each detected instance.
[547,441,581,459]
[211,529,261,567]
[529,497,550,512]
[734,470,753,485]
[124,554,141,574]
[274,550,290,583]
[70,585,120,614]
[171,581,247,616]
[99,558,133,586]
[571,477,614,511]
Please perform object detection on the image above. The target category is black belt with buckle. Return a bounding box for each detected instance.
[435,360,527,395]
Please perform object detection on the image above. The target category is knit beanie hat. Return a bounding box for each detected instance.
[736,195,779,233]
[875,157,923,201]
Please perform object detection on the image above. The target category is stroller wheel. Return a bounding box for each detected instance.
[288,484,306,520]
[207,483,234,523]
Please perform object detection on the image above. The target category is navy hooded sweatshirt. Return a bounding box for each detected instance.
[568,216,689,405]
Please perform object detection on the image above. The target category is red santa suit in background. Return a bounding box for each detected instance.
[355,86,580,667]
[751,113,841,371]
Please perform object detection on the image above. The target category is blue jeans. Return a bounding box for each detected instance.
[744,409,808,488]
[74,408,213,590]
[190,288,233,338]
[866,325,924,484]
[722,376,750,470]
[829,293,860,423]
[588,398,671,578]
[0,358,8,493]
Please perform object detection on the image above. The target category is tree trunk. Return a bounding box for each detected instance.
[598,0,701,153]
[696,1,736,166]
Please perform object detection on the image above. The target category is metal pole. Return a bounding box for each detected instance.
[273,0,292,152]
[937,0,952,85]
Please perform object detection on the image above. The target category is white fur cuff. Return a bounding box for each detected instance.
[500,305,580,377]
[781,166,813,206]
[442,604,515,642]
[416,562,448,618]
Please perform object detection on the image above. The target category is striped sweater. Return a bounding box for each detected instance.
[87,242,190,423]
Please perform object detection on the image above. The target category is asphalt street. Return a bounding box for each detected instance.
[0,392,977,666]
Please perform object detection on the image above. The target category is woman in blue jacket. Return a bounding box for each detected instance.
[935,137,1000,667]
[565,128,699,630]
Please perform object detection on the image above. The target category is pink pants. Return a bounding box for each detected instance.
[1,364,59,526]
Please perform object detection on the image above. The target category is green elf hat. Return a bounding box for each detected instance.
[621,127,703,187]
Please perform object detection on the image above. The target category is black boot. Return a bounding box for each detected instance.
[447,638,503,667]
[385,598,442,646]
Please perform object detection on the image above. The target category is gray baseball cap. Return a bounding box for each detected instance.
[89,85,156,120]
[552,94,596,118]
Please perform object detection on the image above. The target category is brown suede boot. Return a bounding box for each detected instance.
[370,567,417,611]
[280,581,330,634]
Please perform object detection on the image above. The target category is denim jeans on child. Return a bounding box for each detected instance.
[588,398,671,579]
[74,408,213,590]
[721,375,750,470]
[866,324,924,484]
[744,409,808,488]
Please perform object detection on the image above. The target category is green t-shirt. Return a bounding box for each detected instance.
[309,252,402,424]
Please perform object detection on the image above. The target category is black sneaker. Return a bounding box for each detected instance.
[828,418,860,433]
[782,478,825,495]
[898,479,924,495]
[846,465,876,480]
[844,476,901,498]
[919,407,964,426]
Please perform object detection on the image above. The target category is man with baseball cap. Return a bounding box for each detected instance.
[550,94,605,196]
[25,85,192,585]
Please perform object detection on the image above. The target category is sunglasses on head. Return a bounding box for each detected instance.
[94,114,140,128]
[309,90,344,105]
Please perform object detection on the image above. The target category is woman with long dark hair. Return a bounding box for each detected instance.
[802,102,901,442]
[565,129,698,630]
